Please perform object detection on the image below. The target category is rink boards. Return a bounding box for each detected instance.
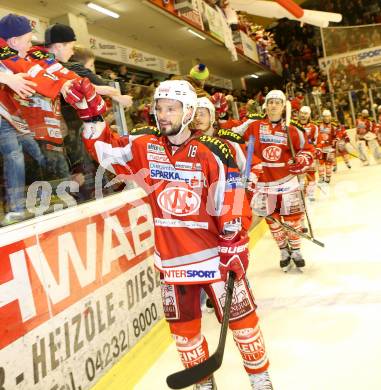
[0,189,165,390]
[0,187,268,390]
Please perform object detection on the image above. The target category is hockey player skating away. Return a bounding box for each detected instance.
[79,80,273,389]
[334,124,352,170]
[234,90,314,271]
[356,109,381,165]
[298,106,318,201]
[316,110,337,184]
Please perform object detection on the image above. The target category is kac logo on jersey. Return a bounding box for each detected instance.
[262,145,282,162]
[158,187,201,216]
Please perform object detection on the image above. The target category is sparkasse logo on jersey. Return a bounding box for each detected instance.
[158,187,201,216]
[262,145,282,162]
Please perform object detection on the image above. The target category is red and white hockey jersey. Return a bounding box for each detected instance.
[336,125,350,154]
[316,121,337,153]
[216,128,262,174]
[83,125,252,285]
[242,116,314,194]
[301,121,319,146]
[0,42,80,144]
[356,117,376,140]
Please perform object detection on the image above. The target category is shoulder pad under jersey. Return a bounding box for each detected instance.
[0,45,18,60]
[290,119,305,132]
[217,128,245,144]
[130,126,161,136]
[197,134,235,167]
[28,49,55,61]
[247,112,266,120]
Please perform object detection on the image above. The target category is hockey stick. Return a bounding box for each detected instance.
[266,216,325,247]
[243,135,255,183]
[285,100,315,238]
[166,272,236,389]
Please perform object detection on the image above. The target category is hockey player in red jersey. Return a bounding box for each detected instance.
[298,105,318,201]
[193,97,263,181]
[79,80,273,389]
[234,90,314,271]
[356,109,381,165]
[334,124,352,170]
[316,110,337,184]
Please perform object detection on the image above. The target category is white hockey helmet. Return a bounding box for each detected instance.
[361,109,369,116]
[322,109,331,117]
[154,80,197,133]
[196,97,216,125]
[300,106,311,115]
[264,90,286,108]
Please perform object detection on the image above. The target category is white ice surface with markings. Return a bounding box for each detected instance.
[137,159,381,390]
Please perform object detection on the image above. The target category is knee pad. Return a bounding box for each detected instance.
[169,319,201,345]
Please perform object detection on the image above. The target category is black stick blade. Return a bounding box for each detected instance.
[166,353,222,389]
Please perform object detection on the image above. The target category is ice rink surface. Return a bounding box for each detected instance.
[137,159,381,390]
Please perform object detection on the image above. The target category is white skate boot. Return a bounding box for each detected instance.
[249,371,273,390]
[193,376,217,389]
[280,247,292,272]
[291,249,305,269]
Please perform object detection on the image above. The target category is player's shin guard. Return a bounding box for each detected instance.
[266,217,287,249]
[169,320,209,369]
[318,163,325,182]
[326,163,333,182]
[177,336,209,369]
[230,312,269,374]
[283,215,302,250]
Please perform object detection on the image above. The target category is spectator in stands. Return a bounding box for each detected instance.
[102,69,118,81]
[62,46,133,202]
[117,64,129,82]
[0,14,47,225]
[117,64,129,93]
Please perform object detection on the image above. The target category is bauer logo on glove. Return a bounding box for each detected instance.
[218,232,249,281]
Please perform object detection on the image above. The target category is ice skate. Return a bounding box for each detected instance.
[280,247,292,272]
[249,371,273,390]
[291,249,305,269]
[325,176,331,184]
[346,162,352,169]
[193,376,217,389]
[301,218,308,233]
